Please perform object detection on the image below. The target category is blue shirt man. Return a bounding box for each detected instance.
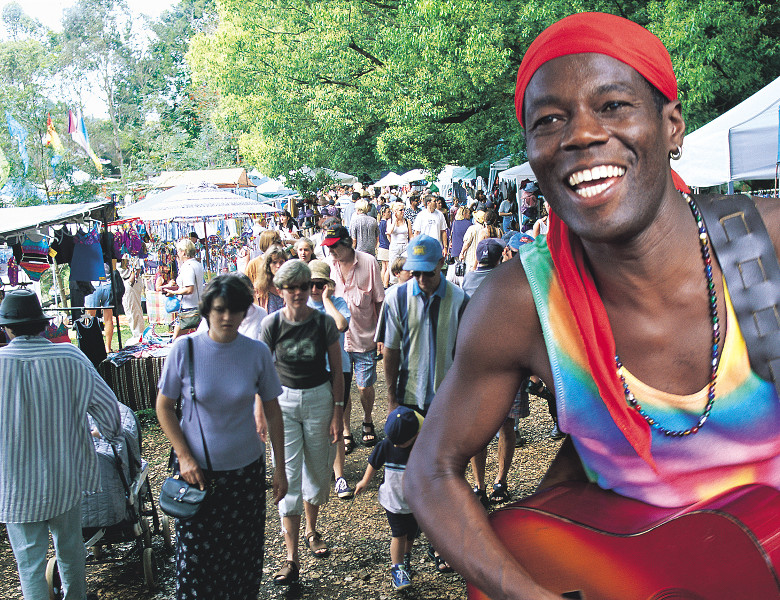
[376,235,468,413]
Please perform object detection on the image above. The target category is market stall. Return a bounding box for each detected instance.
[103,182,285,410]
[0,199,125,361]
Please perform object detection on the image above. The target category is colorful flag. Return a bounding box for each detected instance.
[67,109,103,173]
[5,112,29,175]
[43,114,65,154]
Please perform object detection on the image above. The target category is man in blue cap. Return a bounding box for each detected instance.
[520,181,540,232]
[376,234,468,416]
[461,238,506,298]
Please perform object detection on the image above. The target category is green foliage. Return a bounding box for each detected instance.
[135,408,159,427]
[188,0,780,180]
[285,169,336,197]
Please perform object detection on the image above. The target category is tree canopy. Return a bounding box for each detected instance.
[188,0,780,179]
[0,0,777,205]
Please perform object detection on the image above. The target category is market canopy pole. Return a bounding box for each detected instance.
[102,203,122,351]
[776,105,779,197]
[202,217,211,271]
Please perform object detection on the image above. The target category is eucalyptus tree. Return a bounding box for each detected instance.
[58,0,142,182]
[188,0,780,181]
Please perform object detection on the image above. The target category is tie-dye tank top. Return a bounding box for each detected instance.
[520,236,780,508]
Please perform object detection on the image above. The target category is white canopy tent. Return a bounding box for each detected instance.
[498,162,537,185]
[399,168,430,183]
[373,172,406,188]
[0,200,114,242]
[488,155,511,191]
[255,179,296,196]
[431,165,476,199]
[152,168,255,190]
[120,182,279,221]
[675,77,780,188]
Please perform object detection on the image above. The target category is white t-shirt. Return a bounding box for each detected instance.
[413,209,447,239]
[177,258,205,310]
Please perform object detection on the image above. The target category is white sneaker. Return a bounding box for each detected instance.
[335,477,354,499]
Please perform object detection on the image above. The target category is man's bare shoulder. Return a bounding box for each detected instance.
[456,256,547,374]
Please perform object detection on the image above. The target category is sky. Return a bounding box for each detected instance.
[20,0,177,32]
[13,0,180,116]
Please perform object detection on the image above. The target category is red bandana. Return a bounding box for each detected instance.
[546,169,688,470]
[514,12,677,127]
[516,12,689,468]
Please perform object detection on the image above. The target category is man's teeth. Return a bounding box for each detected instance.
[568,165,625,186]
[577,182,611,198]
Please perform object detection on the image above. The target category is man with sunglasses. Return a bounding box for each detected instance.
[376,235,469,417]
[323,225,385,447]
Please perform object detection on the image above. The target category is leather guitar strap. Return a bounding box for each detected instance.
[694,194,780,395]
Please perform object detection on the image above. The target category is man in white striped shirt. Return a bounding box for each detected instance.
[0,289,121,600]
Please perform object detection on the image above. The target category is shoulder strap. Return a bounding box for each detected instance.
[694,193,780,394]
[187,337,212,471]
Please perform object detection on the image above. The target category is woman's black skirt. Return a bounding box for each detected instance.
[175,458,267,600]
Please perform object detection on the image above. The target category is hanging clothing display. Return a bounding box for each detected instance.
[0,246,12,278]
[49,228,75,265]
[41,322,71,344]
[74,316,107,368]
[19,235,50,282]
[70,225,106,282]
[7,256,18,285]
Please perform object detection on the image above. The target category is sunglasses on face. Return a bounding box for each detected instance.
[280,283,310,292]
[412,270,435,278]
[311,281,327,290]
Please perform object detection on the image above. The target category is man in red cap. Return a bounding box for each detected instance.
[406,12,780,599]
[323,225,385,448]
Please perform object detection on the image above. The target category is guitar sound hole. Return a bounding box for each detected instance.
[561,593,583,599]
[649,590,706,600]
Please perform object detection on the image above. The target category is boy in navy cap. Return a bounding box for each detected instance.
[355,406,424,591]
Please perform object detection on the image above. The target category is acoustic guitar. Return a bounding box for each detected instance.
[466,482,780,600]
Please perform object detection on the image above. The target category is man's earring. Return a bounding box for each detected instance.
[669,145,682,160]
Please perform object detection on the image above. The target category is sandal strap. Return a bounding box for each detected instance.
[274,560,299,580]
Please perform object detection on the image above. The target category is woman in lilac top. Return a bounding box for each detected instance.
[157,275,287,600]
[449,206,472,258]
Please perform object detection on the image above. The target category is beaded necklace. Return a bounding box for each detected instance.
[615,193,720,437]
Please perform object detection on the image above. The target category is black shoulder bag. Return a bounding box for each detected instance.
[695,194,780,395]
[159,337,213,519]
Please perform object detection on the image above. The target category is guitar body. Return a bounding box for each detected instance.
[467,482,780,600]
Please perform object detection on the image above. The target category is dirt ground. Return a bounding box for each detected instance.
[0,369,562,599]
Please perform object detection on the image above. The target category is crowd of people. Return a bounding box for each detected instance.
[2,11,778,600]
[147,177,561,596]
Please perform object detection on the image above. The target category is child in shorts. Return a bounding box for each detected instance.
[354,406,423,591]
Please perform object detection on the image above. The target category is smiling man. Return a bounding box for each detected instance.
[405,12,780,600]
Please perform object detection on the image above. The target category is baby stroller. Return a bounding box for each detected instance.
[46,402,172,598]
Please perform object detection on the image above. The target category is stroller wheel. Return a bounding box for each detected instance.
[161,514,175,552]
[142,547,157,588]
[141,517,152,548]
[45,557,62,600]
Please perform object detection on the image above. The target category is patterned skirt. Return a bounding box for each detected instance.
[175,459,266,600]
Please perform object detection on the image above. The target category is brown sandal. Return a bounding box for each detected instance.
[305,531,330,558]
[272,560,299,585]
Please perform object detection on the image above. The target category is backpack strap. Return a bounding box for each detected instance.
[694,194,780,394]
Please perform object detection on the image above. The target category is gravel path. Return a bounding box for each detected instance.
[0,372,562,599]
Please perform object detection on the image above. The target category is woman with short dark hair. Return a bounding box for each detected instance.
[157,274,287,600]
